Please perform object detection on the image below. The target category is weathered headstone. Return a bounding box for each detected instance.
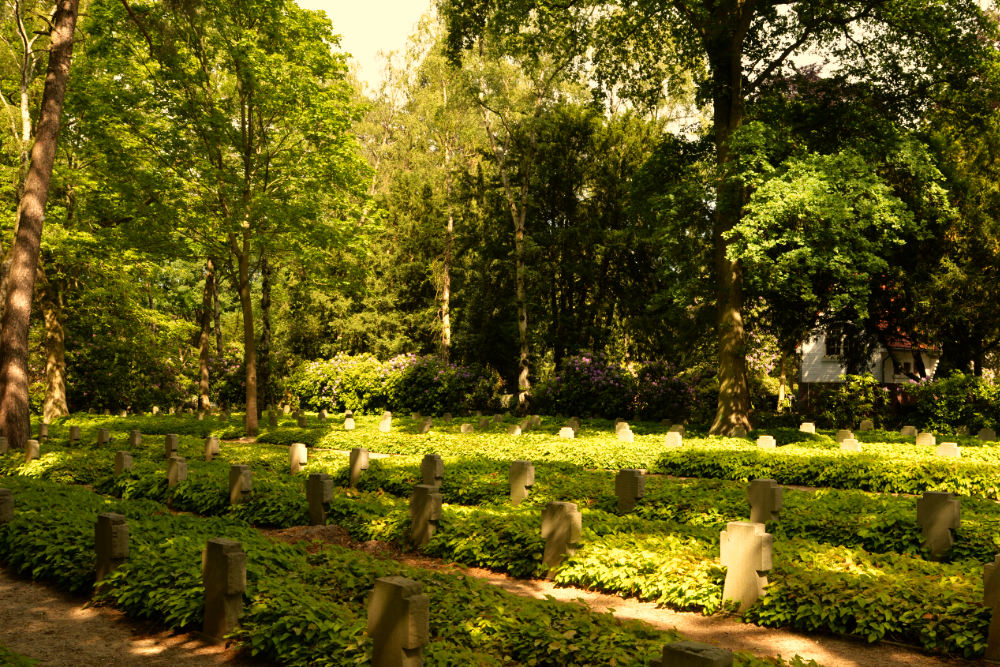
[840,438,862,452]
[318,409,328,423]
[287,442,307,474]
[477,417,490,430]
[344,416,356,431]
[732,425,748,438]
[418,417,432,434]
[756,435,776,449]
[97,428,111,446]
[615,469,646,513]
[38,423,48,441]
[650,641,734,667]
[858,419,874,431]
[197,411,206,421]
[510,461,534,506]
[558,427,575,439]
[957,425,970,435]
[916,432,936,447]
[507,424,522,436]
[69,426,80,443]
[0,489,13,523]
[420,454,443,487]
[617,428,635,443]
[114,451,133,475]
[409,484,442,547]
[95,513,129,582]
[152,406,160,415]
[984,554,1000,661]
[615,421,630,434]
[493,413,504,423]
[541,501,582,578]
[664,432,683,447]
[567,417,580,436]
[720,521,773,612]
[529,415,542,429]
[835,429,854,443]
[204,436,220,461]
[202,538,246,641]
[266,410,277,428]
[917,491,960,559]
[410,411,422,421]
[900,425,918,437]
[979,427,997,442]
[25,439,38,463]
[295,414,308,428]
[799,422,816,434]
[747,479,782,524]
[460,423,474,434]
[368,576,429,667]
[937,442,961,458]
[349,447,370,487]
[229,465,252,504]
[669,424,685,434]
[379,412,392,433]
[120,410,128,418]
[306,473,334,525]
[283,405,291,415]
[164,433,179,459]
[167,455,187,488]
[441,412,452,424]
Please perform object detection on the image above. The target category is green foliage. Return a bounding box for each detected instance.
[902,371,1000,433]
[807,374,892,428]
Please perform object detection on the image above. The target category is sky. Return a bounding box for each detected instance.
[296,0,434,92]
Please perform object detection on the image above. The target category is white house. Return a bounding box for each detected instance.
[800,330,941,385]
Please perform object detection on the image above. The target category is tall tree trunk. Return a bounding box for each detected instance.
[440,210,453,364]
[212,258,222,355]
[197,258,215,411]
[231,232,258,435]
[39,266,67,423]
[257,253,272,416]
[777,351,787,412]
[514,206,530,411]
[0,0,78,450]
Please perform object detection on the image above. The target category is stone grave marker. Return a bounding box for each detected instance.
[379,412,393,433]
[409,484,442,547]
[900,425,918,437]
[420,454,443,487]
[95,513,129,582]
[114,451,133,475]
[345,410,354,419]
[168,407,176,415]
[410,411,422,421]
[615,469,646,513]
[152,406,160,415]
[493,413,504,423]
[38,423,48,441]
[289,443,307,474]
[120,410,128,418]
[664,432,682,447]
[530,415,542,428]
[916,432,936,447]
[510,461,534,506]
[97,428,111,446]
[835,429,854,443]
[296,414,308,428]
[669,424,685,434]
[202,538,246,641]
[164,433,179,459]
[732,425,748,438]
[917,491,960,559]
[477,417,490,430]
[558,427,575,439]
[318,410,327,423]
[25,439,38,463]
[980,427,997,442]
[840,438,862,452]
[650,641,734,667]
[344,416,356,431]
[720,521,773,612]
[349,448,370,487]
[757,435,776,449]
[204,436,220,461]
[167,455,187,488]
[747,479,782,524]
[617,427,635,443]
[197,411,206,421]
[307,473,334,525]
[283,405,291,415]
[441,413,453,424]
[859,419,874,431]
[937,442,961,457]
[418,417,432,434]
[957,425,970,435]
[541,501,582,578]
[567,417,580,436]
[229,465,252,504]
[983,554,1000,661]
[799,422,816,434]
[460,423,474,434]
[69,426,80,443]
[368,576,429,667]
[0,489,13,523]
[615,421,630,435]
[508,424,522,436]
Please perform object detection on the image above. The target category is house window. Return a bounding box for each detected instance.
[824,331,843,358]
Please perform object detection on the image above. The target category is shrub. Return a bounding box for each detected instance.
[634,362,697,421]
[807,374,890,428]
[533,355,636,418]
[902,371,1000,433]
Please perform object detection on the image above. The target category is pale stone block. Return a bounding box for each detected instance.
[368,576,429,667]
[510,461,534,506]
[420,454,443,487]
[558,427,575,439]
[460,423,474,434]
[202,538,246,641]
[204,436,220,461]
[720,521,772,612]
[664,432,682,447]
[835,429,854,443]
[858,419,874,431]
[379,412,392,433]
[669,424,685,434]
[69,426,81,443]
[840,438,861,452]
[916,432,936,447]
[757,435,776,449]
[937,442,960,457]
[25,439,39,463]
[507,424,522,436]
[38,423,48,441]
[344,417,356,431]
[900,425,918,437]
[164,433,179,459]
[615,469,646,513]
[799,422,815,434]
[617,428,634,443]
[167,455,187,488]
[289,443,307,474]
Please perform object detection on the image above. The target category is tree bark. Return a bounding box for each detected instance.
[231,231,258,435]
[0,0,78,449]
[440,210,453,365]
[777,351,787,412]
[39,266,68,423]
[257,252,272,417]
[197,258,215,411]
[212,258,222,355]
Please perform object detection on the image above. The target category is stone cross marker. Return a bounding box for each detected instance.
[510,461,534,506]
[720,521,773,612]
[25,439,39,463]
[650,641,734,667]
[379,412,392,433]
[38,423,48,441]
[418,418,432,434]
[69,426,80,443]
[840,438,861,452]
[477,417,489,430]
[268,410,278,428]
[229,465,252,504]
[541,501,582,578]
[420,454,444,487]
[558,427,575,439]
[344,416,356,431]
[900,425,918,437]
[349,448,370,488]
[979,427,997,442]
[167,456,187,488]
[916,491,960,559]
[799,422,816,434]
[296,414,308,428]
[916,432,936,446]
[664,432,682,447]
[289,443,308,474]
[409,484,442,547]
[95,513,129,582]
[615,469,646,513]
[460,423,474,434]
[164,434,179,459]
[0,489,13,523]
[757,435,776,449]
[368,576,429,667]
[307,473,334,525]
[204,436,220,461]
[202,538,246,641]
[507,424,522,436]
[747,479,783,524]
[114,451,133,476]
[318,409,327,423]
[128,430,141,448]
[835,429,853,443]
[617,428,635,443]
[936,442,961,458]
[98,428,111,446]
[983,554,1000,661]
[858,419,874,431]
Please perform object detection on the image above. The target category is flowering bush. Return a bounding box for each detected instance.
[634,362,697,421]
[532,355,635,418]
[902,371,1000,433]
[809,374,890,428]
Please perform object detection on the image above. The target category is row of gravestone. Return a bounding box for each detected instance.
[800,420,997,443]
[753,426,963,457]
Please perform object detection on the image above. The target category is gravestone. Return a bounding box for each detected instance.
[530,415,542,428]
[664,432,682,447]
[916,432,936,447]
[460,423,474,434]
[283,405,291,415]
[168,407,175,415]
[558,427,575,439]
[167,455,187,488]
[289,443,307,474]
[368,576,429,667]
[900,425,918,437]
[114,451,133,475]
[296,414,308,428]
[204,436,220,461]
[95,513,129,582]
[307,473,334,525]
[318,410,327,423]
[152,406,160,415]
[441,413,452,424]
[0,436,7,454]
[567,417,580,435]
[510,461,534,506]
[799,422,816,434]
[418,418,432,434]
[615,469,646,513]
[669,424,685,434]
[38,423,48,441]
[268,410,278,428]
[984,554,1000,661]
[97,428,111,446]
[120,410,128,418]
[747,479,782,524]
[541,501,582,578]
[650,641,734,667]
[344,416,356,431]
[379,412,392,433]
[859,419,874,431]
[493,413,504,423]
[835,429,854,443]
[202,538,246,641]
[25,439,38,463]
[757,435,776,449]
[420,454,443,487]
[164,433,179,459]
[409,484,442,547]
[477,417,490,430]
[732,425,748,438]
[840,438,862,452]
[720,521,773,612]
[980,427,997,442]
[615,422,630,435]
[617,428,635,443]
[508,424,522,436]
[345,410,354,419]
[349,448,370,487]
[936,442,961,458]
[197,411,205,421]
[916,491,960,559]
[0,489,12,523]
[229,465,252,504]
[69,426,80,443]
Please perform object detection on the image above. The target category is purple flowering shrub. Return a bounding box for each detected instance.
[288,353,387,413]
[532,355,636,418]
[634,362,697,421]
